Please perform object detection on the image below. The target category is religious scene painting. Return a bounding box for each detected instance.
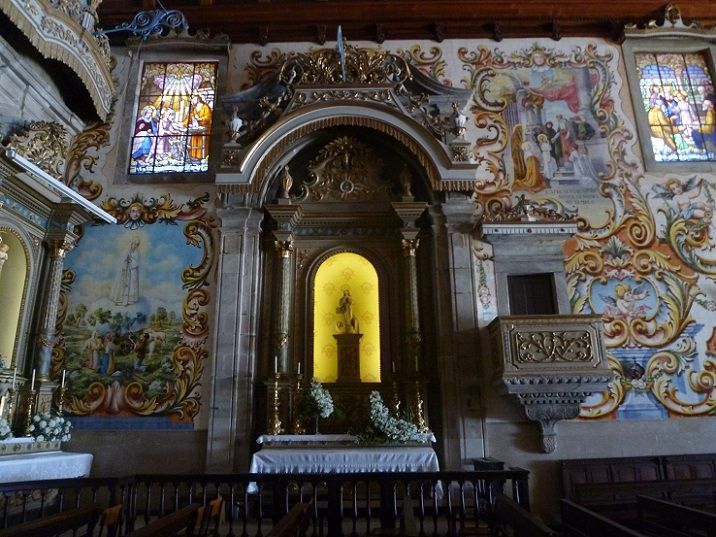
[464,43,611,209]
[55,193,214,425]
[636,52,716,163]
[129,61,218,175]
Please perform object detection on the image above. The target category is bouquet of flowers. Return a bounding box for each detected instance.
[0,417,12,441]
[28,411,71,442]
[298,379,334,419]
[359,391,434,444]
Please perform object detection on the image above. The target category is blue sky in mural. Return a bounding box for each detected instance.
[65,223,202,320]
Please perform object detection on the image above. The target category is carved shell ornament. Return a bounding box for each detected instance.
[300,136,388,202]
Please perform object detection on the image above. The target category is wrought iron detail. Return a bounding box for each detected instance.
[96,8,189,39]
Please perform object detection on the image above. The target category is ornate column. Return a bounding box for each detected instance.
[264,203,302,436]
[35,236,74,383]
[392,202,427,428]
[265,205,303,374]
[206,202,264,472]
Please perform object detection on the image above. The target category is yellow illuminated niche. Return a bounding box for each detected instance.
[0,231,27,363]
[313,252,381,383]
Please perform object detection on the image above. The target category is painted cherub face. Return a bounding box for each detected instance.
[667,181,683,194]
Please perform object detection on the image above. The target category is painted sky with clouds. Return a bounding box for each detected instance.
[65,223,203,315]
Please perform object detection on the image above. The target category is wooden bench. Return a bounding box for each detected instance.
[124,504,200,537]
[561,454,716,523]
[0,506,100,537]
[637,495,716,537]
[560,499,647,537]
[266,501,312,537]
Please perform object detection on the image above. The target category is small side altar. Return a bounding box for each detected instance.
[250,434,439,474]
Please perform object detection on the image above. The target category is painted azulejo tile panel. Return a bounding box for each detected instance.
[54,193,215,428]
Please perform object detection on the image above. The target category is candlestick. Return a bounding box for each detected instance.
[61,369,66,389]
[30,369,35,391]
[391,361,396,374]
[274,355,278,375]
[297,362,301,375]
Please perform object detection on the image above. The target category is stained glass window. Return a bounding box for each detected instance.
[129,62,218,175]
[636,52,716,163]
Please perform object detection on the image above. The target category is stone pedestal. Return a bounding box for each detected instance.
[334,333,362,382]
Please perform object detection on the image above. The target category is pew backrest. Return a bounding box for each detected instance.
[266,501,312,537]
[493,495,557,537]
[637,495,716,537]
[0,506,99,537]
[561,499,647,537]
[124,503,200,537]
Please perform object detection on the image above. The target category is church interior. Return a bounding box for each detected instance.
[2,0,716,534]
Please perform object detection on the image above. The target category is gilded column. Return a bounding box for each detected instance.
[273,239,294,374]
[265,202,303,436]
[392,201,428,430]
[36,238,74,382]
[401,238,422,373]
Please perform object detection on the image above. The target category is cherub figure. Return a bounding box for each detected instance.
[601,283,651,320]
[652,176,713,220]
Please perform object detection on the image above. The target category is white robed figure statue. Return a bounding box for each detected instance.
[111,239,140,306]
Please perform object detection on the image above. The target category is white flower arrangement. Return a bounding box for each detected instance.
[299,379,334,419]
[0,417,12,441]
[28,411,71,443]
[361,391,434,444]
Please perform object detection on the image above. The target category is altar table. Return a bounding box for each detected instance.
[250,445,439,474]
[0,451,93,483]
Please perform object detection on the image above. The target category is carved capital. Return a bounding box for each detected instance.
[47,238,75,259]
[401,238,420,257]
[274,240,294,258]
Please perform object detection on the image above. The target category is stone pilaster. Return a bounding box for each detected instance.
[206,206,264,472]
[429,196,483,468]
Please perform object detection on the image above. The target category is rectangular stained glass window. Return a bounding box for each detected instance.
[129,62,218,175]
[635,52,716,163]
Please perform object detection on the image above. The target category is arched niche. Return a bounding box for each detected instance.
[312,251,382,383]
[0,226,32,368]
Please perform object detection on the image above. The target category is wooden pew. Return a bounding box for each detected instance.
[124,504,200,537]
[492,494,558,537]
[0,506,99,537]
[266,501,312,537]
[637,495,716,537]
[560,499,647,537]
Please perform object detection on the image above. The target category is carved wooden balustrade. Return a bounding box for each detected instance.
[489,315,612,454]
[0,469,530,536]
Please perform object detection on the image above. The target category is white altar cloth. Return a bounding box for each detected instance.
[0,451,93,483]
[249,445,439,474]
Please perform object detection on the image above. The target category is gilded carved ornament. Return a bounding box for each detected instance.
[299,136,389,202]
[5,121,68,180]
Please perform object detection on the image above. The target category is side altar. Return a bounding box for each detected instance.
[0,438,92,483]
[250,435,439,475]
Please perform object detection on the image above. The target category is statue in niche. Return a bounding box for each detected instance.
[336,290,359,334]
[0,237,9,280]
[279,166,293,199]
